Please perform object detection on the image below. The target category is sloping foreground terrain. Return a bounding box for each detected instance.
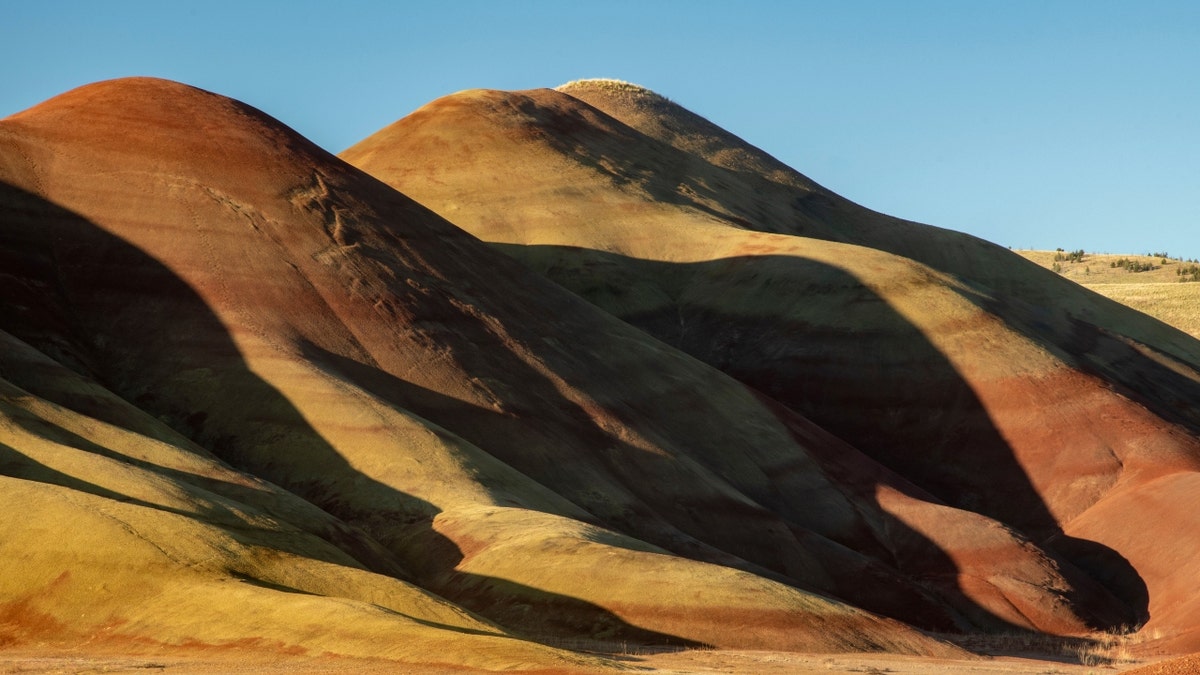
[343,79,1200,653]
[0,78,993,668]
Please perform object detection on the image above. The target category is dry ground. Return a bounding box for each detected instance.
[0,646,1168,675]
[638,649,1151,674]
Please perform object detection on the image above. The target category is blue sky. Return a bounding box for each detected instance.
[4,1,1198,257]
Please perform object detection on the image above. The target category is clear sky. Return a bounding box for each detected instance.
[4,1,1198,257]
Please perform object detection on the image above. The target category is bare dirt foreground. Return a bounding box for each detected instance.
[638,649,1152,675]
[0,648,493,674]
[0,646,1170,675]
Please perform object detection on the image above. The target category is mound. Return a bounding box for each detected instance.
[0,78,961,664]
[343,82,1200,647]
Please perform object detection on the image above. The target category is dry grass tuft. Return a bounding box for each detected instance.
[555,78,676,107]
[556,78,651,94]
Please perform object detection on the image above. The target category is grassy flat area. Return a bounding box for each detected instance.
[1018,250,1200,340]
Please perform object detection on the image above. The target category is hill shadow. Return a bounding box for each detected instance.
[495,242,1151,630]
[0,180,701,651]
[508,91,1200,443]
[0,177,1151,648]
[516,89,844,239]
[298,338,967,633]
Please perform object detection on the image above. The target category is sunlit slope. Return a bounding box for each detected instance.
[556,79,1200,370]
[344,82,1200,645]
[0,78,960,658]
[0,332,578,670]
[1017,250,1200,340]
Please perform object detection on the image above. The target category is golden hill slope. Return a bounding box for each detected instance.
[553,80,1200,369]
[339,88,1150,637]
[343,80,1200,649]
[0,330,579,670]
[1017,250,1200,340]
[1,78,972,665]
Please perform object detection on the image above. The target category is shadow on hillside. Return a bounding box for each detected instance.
[522,91,841,239]
[299,339,965,633]
[495,242,1151,630]
[0,181,700,651]
[297,338,820,577]
[0,178,1153,649]
[522,91,1200,441]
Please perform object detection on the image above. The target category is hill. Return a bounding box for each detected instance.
[0,78,968,668]
[1017,250,1200,339]
[5,75,1200,670]
[344,78,1200,653]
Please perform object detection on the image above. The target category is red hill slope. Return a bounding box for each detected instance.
[343,79,1200,649]
[0,78,982,664]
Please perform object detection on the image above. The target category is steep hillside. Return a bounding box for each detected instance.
[344,79,1200,648]
[0,78,976,665]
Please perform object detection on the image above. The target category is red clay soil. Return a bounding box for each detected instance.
[0,77,957,661]
[342,81,1200,650]
[5,75,1200,666]
[1124,653,1200,675]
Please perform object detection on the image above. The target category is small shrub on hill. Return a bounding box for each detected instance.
[1053,248,1086,263]
[1111,257,1156,273]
